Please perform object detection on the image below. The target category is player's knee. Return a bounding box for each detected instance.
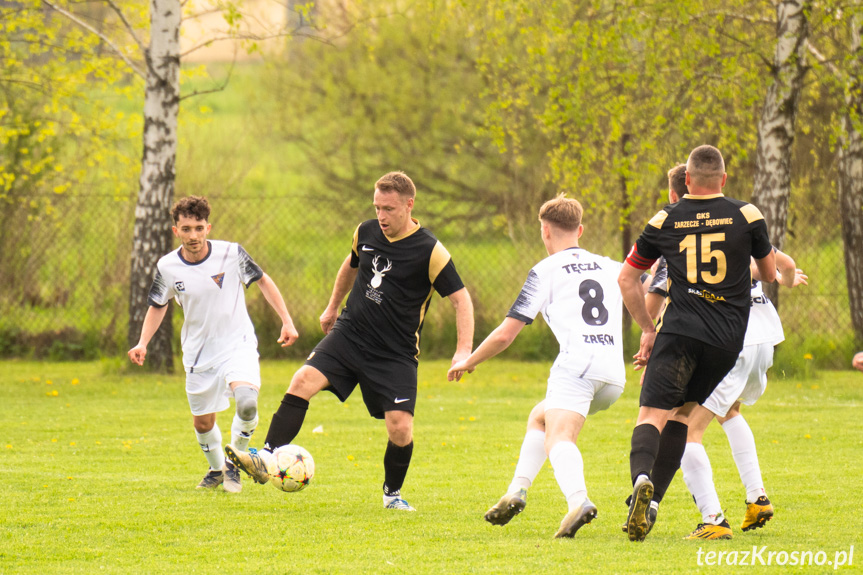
[193,419,215,434]
[287,367,326,399]
[527,402,546,431]
[234,385,259,421]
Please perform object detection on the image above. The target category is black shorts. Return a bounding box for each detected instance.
[640,333,740,410]
[305,327,418,419]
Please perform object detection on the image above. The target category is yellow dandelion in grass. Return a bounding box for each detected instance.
[71,378,79,385]
[69,442,76,447]
[459,417,465,421]
[51,438,58,443]
[796,383,802,389]
[811,385,819,390]
[51,390,58,396]
[95,441,102,445]
[5,444,11,449]
[772,440,779,444]
[67,498,75,502]
[67,476,73,480]
[46,380,53,385]
[347,455,355,461]
[803,353,813,360]
[804,434,811,439]
[468,416,476,422]
[442,442,447,446]
[31,377,40,382]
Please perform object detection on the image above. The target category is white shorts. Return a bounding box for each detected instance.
[702,342,774,417]
[545,364,624,418]
[185,346,261,416]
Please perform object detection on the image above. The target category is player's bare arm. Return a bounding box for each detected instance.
[256,272,299,347]
[853,352,863,372]
[320,255,358,334]
[618,262,657,368]
[754,250,777,284]
[127,304,169,365]
[773,250,808,288]
[446,287,475,381]
[447,316,526,381]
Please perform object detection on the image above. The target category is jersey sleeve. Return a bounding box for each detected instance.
[750,221,772,259]
[506,268,547,325]
[626,211,665,269]
[237,245,264,287]
[147,267,172,308]
[429,241,464,297]
[738,203,772,259]
[349,224,361,269]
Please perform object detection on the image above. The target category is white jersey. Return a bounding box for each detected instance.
[507,247,625,386]
[148,240,264,371]
[743,279,784,346]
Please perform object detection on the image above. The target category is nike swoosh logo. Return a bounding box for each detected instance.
[362,246,374,251]
[394,398,410,404]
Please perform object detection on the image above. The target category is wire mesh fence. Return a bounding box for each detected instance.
[0,191,852,368]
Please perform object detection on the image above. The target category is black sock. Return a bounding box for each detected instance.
[630,424,661,485]
[650,420,689,503]
[383,440,414,495]
[263,393,309,451]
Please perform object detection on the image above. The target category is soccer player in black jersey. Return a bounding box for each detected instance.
[226,171,475,511]
[617,145,776,541]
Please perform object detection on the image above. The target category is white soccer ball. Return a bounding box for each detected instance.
[267,444,315,492]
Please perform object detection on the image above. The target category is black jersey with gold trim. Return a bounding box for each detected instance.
[625,194,772,352]
[333,218,464,361]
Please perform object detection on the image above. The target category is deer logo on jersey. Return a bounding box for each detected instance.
[370,255,392,288]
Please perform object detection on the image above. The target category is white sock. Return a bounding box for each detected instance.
[722,415,766,502]
[231,413,258,452]
[195,424,225,471]
[548,441,587,512]
[507,429,547,494]
[681,442,723,524]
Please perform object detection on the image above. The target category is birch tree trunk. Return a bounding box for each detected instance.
[751,0,810,308]
[127,0,181,372]
[840,13,863,343]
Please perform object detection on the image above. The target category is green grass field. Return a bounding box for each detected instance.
[2,359,861,573]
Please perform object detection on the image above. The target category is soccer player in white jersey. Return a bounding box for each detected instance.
[128,196,298,492]
[449,194,625,538]
[679,250,806,539]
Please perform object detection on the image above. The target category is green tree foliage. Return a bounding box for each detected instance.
[0,0,139,304]
[470,1,784,239]
[261,0,550,243]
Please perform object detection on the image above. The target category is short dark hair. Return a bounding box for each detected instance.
[538,194,583,231]
[171,196,211,223]
[375,171,416,199]
[667,164,687,198]
[686,145,725,186]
